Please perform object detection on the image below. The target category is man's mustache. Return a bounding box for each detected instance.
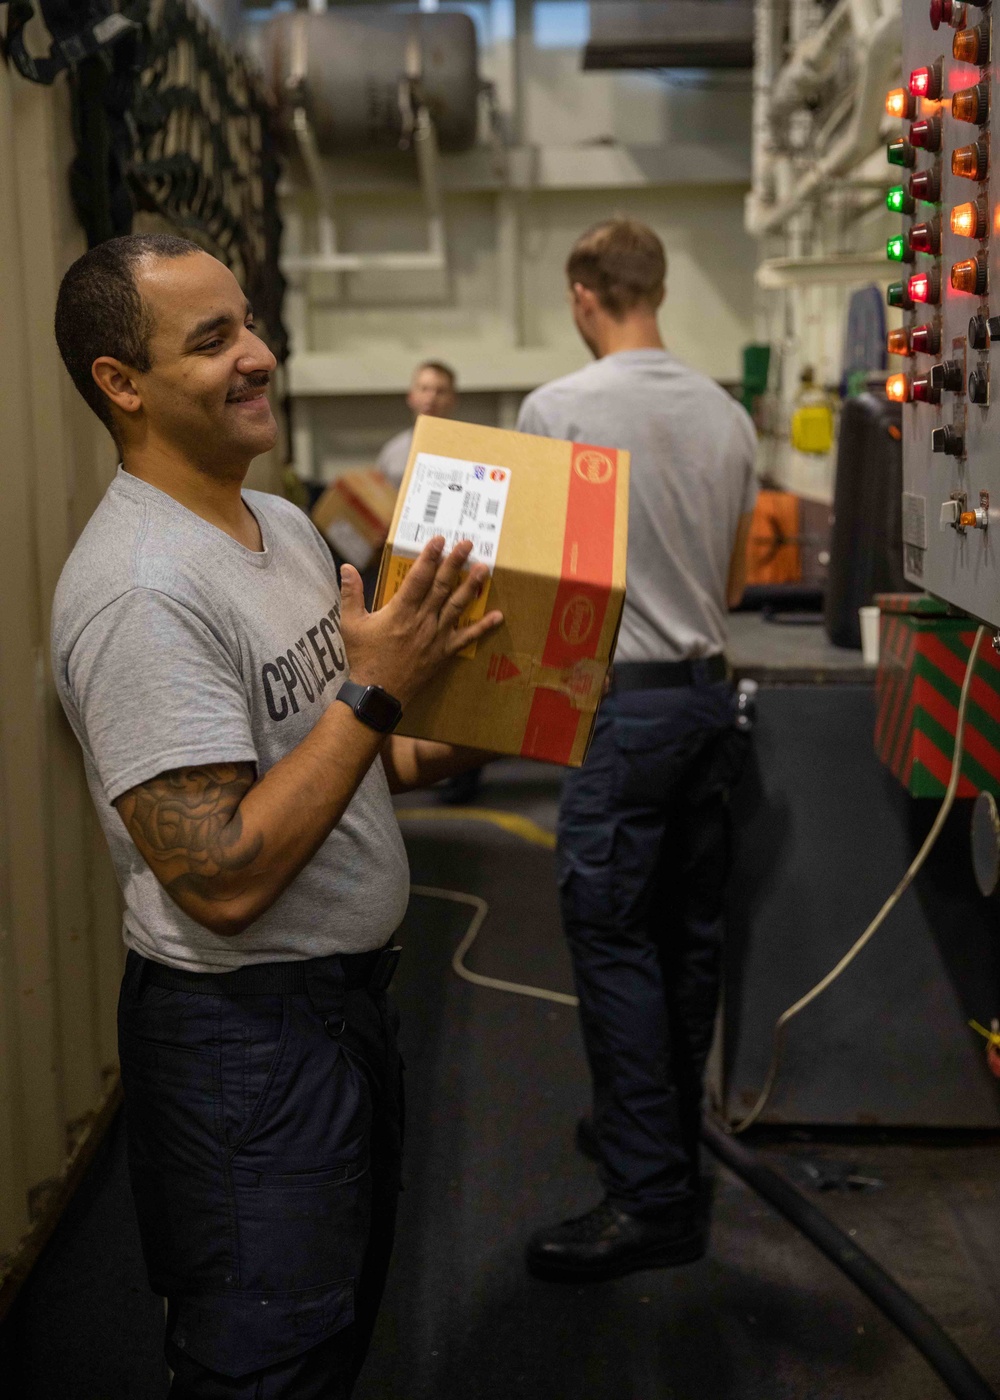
[226,372,271,402]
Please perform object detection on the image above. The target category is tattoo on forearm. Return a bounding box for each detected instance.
[116,763,262,904]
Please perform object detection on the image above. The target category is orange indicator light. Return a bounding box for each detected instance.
[886,373,911,402]
[886,88,913,120]
[952,82,989,125]
[950,200,986,237]
[951,253,988,295]
[953,21,990,64]
[952,139,988,181]
[887,329,912,357]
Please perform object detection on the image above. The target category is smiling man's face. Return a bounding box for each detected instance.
[123,250,278,478]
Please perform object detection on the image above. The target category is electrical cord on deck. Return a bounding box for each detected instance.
[728,624,986,1134]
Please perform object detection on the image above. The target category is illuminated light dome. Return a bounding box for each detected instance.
[886,373,912,402]
[886,88,916,120]
[953,21,990,64]
[909,63,942,100]
[908,268,941,304]
[887,185,915,215]
[950,200,986,238]
[888,234,914,262]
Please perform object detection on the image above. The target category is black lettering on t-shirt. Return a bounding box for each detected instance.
[262,662,288,722]
[307,624,335,682]
[320,616,346,673]
[275,655,300,714]
[295,637,324,695]
[287,648,314,703]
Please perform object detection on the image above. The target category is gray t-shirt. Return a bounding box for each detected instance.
[51,468,410,972]
[376,427,413,489]
[517,349,758,663]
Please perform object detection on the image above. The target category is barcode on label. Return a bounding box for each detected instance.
[480,540,494,559]
[424,491,442,524]
[486,499,499,516]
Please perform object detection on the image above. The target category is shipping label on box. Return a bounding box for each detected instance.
[374,416,629,768]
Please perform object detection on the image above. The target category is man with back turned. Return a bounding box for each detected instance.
[517,218,757,1282]
[50,234,500,1397]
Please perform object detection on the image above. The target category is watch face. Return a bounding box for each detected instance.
[359,685,402,732]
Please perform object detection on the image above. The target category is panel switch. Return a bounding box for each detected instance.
[932,425,965,455]
[941,500,962,528]
[930,360,964,391]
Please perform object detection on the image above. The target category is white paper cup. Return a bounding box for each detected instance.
[859,605,880,666]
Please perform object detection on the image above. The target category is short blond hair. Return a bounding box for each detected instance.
[565,218,666,317]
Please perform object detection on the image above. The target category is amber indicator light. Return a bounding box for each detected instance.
[950,199,986,237]
[951,253,988,295]
[887,329,912,357]
[909,219,941,254]
[910,118,942,152]
[952,82,989,125]
[886,88,915,120]
[911,323,941,354]
[886,373,912,402]
[952,139,988,181]
[953,21,990,64]
[909,168,941,203]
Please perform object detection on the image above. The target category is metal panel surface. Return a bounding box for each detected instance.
[898,0,1000,622]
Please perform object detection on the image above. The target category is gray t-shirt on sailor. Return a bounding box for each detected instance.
[51,467,410,973]
[376,427,413,489]
[517,349,758,664]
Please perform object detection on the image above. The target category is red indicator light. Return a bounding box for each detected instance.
[886,373,912,402]
[950,199,986,237]
[952,139,988,181]
[887,329,912,357]
[909,66,939,99]
[952,82,989,125]
[951,252,988,295]
[911,323,941,355]
[909,219,941,254]
[910,118,942,152]
[909,268,941,304]
[912,376,941,404]
[909,169,941,204]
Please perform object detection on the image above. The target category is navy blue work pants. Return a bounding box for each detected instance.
[117,950,403,1398]
[557,677,744,1217]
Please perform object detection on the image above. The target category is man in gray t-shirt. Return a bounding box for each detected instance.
[518,219,757,1285]
[51,235,501,1395]
[376,358,457,489]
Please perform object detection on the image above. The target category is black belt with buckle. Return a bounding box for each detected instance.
[137,942,402,997]
[609,655,730,692]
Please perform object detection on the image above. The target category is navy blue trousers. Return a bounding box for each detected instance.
[118,951,403,1398]
[557,677,745,1217]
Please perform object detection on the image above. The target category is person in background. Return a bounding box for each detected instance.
[516,218,757,1283]
[377,359,458,489]
[50,234,501,1398]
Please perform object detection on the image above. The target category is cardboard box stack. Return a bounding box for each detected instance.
[374,415,629,767]
[311,469,398,571]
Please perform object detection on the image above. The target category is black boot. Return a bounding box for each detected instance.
[525,1198,705,1282]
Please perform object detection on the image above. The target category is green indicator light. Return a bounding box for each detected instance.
[886,185,913,215]
[887,234,908,262]
[887,138,916,168]
[887,281,912,309]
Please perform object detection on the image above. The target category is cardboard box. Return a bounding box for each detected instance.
[312,469,398,570]
[374,415,629,767]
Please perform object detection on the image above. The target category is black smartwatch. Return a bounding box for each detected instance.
[335,679,402,734]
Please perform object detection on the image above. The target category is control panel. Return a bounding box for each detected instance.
[887,0,1000,623]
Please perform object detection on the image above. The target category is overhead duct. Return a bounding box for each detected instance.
[584,0,755,70]
[262,7,480,154]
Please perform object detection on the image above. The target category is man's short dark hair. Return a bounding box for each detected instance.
[566,218,667,318]
[415,360,457,389]
[54,233,202,437]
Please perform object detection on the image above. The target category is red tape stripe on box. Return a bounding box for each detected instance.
[520,443,619,764]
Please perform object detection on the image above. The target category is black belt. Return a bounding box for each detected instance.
[135,943,402,997]
[610,655,729,692]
